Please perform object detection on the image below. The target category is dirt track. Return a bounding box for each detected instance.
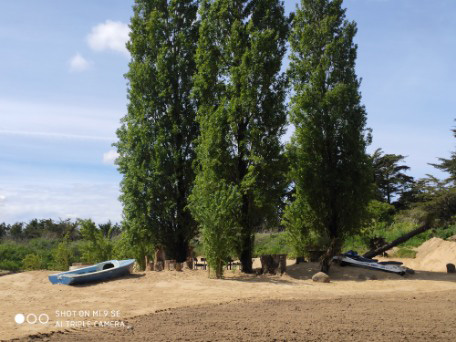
[20,290,456,341]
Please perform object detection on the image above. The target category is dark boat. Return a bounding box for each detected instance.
[48,259,135,285]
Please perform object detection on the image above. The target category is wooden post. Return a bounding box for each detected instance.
[155,261,163,271]
[154,246,166,271]
[146,262,154,271]
[165,260,176,271]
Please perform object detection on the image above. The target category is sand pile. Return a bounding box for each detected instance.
[409,237,456,272]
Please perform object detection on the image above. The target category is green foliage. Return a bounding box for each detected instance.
[371,148,414,205]
[254,232,293,257]
[0,243,30,269]
[192,0,289,273]
[189,181,241,278]
[115,0,200,262]
[282,195,311,257]
[22,254,43,270]
[52,237,74,271]
[0,239,57,270]
[9,222,24,240]
[392,247,417,259]
[285,0,372,270]
[79,219,113,263]
[112,232,135,260]
[435,224,456,240]
[0,260,21,272]
[430,125,456,183]
[358,200,395,245]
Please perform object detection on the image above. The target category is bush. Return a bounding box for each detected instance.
[112,232,135,260]
[0,260,21,271]
[435,225,456,240]
[22,254,42,270]
[0,243,31,269]
[52,238,74,271]
[79,219,113,263]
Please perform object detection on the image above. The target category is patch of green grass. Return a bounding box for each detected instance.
[253,232,293,257]
[392,247,417,259]
[434,225,456,240]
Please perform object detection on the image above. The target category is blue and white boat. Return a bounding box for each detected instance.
[333,251,407,275]
[48,259,135,285]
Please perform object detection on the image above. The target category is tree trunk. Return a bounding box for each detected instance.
[239,192,253,273]
[320,237,341,273]
[363,223,430,259]
[240,230,253,273]
[260,254,287,275]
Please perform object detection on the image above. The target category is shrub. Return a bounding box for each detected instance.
[79,219,113,263]
[189,182,241,278]
[52,238,74,271]
[112,232,135,260]
[22,254,42,270]
[0,260,21,271]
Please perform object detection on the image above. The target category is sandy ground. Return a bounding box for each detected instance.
[1,258,456,341]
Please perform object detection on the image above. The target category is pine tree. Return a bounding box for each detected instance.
[371,148,414,205]
[286,0,371,272]
[115,0,199,264]
[190,0,289,273]
[431,124,456,183]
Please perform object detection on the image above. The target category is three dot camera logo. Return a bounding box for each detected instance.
[15,313,49,325]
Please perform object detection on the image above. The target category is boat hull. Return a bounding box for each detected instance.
[333,251,406,275]
[48,259,135,285]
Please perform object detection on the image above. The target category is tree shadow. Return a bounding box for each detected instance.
[285,262,456,283]
[72,273,146,287]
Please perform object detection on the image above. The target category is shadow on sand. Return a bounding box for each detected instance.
[72,273,146,287]
[284,262,456,282]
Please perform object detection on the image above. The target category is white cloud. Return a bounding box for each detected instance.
[0,129,113,142]
[0,184,122,224]
[69,53,91,72]
[0,98,121,142]
[103,149,119,165]
[87,20,130,56]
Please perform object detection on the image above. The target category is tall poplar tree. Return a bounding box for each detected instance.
[115,0,199,263]
[286,0,371,272]
[191,0,289,273]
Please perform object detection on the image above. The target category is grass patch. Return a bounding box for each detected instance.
[391,247,417,259]
[253,232,293,257]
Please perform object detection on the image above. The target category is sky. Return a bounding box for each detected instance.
[0,0,455,224]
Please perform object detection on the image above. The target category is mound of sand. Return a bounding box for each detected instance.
[413,237,456,272]
[383,237,456,272]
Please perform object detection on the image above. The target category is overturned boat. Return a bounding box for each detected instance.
[49,259,135,285]
[333,251,408,275]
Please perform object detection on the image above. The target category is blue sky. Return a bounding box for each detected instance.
[0,0,455,224]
